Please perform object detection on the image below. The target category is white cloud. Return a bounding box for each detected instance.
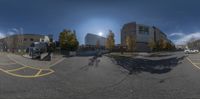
[169,33,185,37]
[7,31,15,35]
[174,32,200,45]
[11,28,19,33]
[0,32,5,39]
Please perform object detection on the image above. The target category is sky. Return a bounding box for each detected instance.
[0,0,200,45]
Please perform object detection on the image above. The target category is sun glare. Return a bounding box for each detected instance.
[98,32,103,36]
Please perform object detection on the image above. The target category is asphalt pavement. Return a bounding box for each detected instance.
[1,52,200,99]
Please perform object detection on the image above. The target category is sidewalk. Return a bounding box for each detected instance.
[7,54,65,69]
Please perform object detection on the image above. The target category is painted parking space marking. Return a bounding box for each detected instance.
[35,69,42,76]
[0,66,54,78]
[0,55,55,78]
[7,66,27,72]
[187,53,200,70]
[189,59,200,60]
[0,54,66,78]
[0,63,17,65]
[187,57,200,70]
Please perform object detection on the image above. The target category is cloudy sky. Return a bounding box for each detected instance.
[0,0,200,44]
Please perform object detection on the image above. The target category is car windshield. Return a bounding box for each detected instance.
[0,0,200,99]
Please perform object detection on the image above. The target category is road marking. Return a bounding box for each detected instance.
[7,54,49,70]
[0,67,54,78]
[7,66,27,72]
[7,54,64,69]
[3,54,56,78]
[35,69,42,76]
[187,57,200,69]
[0,63,17,65]
[193,63,200,64]
[189,59,200,60]
[49,58,65,67]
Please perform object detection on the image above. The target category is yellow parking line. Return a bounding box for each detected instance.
[187,57,200,70]
[36,69,55,77]
[34,69,42,76]
[0,68,54,78]
[7,66,27,72]
[1,54,55,78]
[0,63,17,65]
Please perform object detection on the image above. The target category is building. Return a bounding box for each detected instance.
[176,45,187,50]
[0,34,51,51]
[121,22,173,52]
[187,39,200,50]
[85,33,107,47]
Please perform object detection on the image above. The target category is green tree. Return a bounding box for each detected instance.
[105,30,115,51]
[163,40,168,50]
[158,38,165,50]
[59,29,79,51]
[148,39,156,51]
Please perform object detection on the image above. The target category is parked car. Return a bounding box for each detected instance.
[28,42,48,59]
[184,49,199,54]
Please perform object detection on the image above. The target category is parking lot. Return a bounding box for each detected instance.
[187,53,200,69]
[0,53,62,78]
[1,52,200,99]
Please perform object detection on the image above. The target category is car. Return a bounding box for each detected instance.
[28,42,48,59]
[184,49,199,54]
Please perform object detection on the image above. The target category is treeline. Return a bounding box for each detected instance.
[148,38,176,51]
[124,35,175,52]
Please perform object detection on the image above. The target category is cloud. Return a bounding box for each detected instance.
[169,33,185,37]
[0,32,5,39]
[11,28,19,33]
[7,31,15,35]
[174,32,200,45]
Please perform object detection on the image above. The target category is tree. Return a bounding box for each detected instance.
[96,40,100,49]
[59,29,68,50]
[148,39,156,51]
[59,29,79,51]
[158,38,165,50]
[125,35,136,51]
[105,30,115,51]
[162,40,168,50]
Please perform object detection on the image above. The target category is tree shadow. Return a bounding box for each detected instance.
[110,55,185,75]
[147,54,173,57]
[79,56,101,71]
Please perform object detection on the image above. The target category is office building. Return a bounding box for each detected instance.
[85,33,107,46]
[121,22,173,51]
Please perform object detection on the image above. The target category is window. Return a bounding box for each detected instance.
[139,26,149,35]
